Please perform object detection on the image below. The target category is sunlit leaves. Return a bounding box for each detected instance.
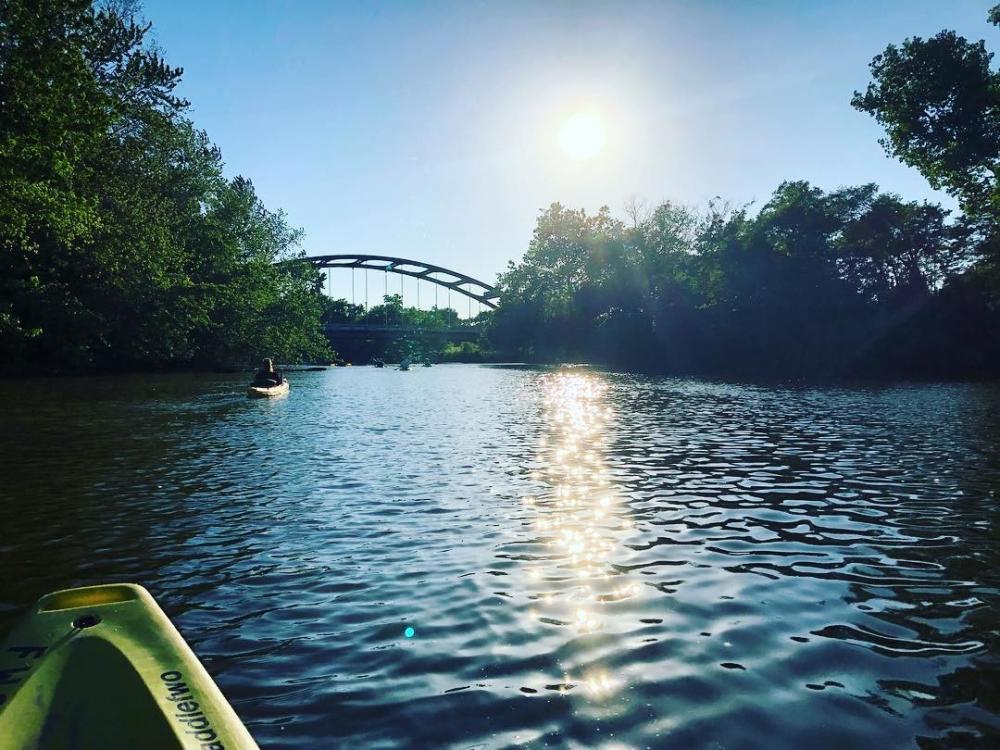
[0,0,331,370]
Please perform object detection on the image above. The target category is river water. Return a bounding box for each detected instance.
[0,365,998,749]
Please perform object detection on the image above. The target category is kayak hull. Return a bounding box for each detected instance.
[0,584,259,750]
[246,379,289,398]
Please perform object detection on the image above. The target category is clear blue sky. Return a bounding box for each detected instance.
[144,0,994,308]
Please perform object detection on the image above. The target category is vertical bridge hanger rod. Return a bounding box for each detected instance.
[304,255,500,310]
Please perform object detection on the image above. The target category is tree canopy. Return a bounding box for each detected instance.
[0,0,331,371]
[852,4,1000,261]
[486,182,985,376]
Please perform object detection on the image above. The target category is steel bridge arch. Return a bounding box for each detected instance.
[306,254,500,309]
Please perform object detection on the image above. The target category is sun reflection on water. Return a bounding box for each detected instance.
[520,370,635,698]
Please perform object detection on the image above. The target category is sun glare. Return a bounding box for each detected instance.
[558,113,605,159]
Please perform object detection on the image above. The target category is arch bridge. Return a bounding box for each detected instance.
[306,254,500,310]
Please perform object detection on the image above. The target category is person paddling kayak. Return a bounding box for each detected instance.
[252,358,284,387]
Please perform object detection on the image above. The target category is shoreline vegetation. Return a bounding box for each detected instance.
[1,0,333,375]
[2,2,998,380]
[483,6,1000,380]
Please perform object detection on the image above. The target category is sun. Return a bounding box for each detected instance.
[558,113,605,159]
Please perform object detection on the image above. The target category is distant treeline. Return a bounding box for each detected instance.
[322,294,489,363]
[323,294,474,330]
[0,0,331,373]
[486,6,1000,379]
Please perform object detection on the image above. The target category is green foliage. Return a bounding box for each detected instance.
[440,341,486,363]
[188,177,331,366]
[852,6,1000,260]
[322,298,366,323]
[488,183,977,376]
[398,304,463,329]
[364,294,405,326]
[491,204,644,358]
[319,292,485,363]
[837,2,1000,377]
[324,292,467,329]
[0,0,330,371]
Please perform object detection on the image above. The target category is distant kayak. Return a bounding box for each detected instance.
[0,583,259,750]
[246,379,289,398]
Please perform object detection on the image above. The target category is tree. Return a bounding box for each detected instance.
[189,177,331,366]
[836,194,962,304]
[363,294,404,326]
[322,298,366,323]
[0,0,109,364]
[852,6,1000,260]
[0,0,331,371]
[487,178,981,375]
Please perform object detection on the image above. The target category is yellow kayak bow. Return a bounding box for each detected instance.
[0,584,258,749]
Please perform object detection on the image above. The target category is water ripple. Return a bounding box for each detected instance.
[0,369,998,748]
